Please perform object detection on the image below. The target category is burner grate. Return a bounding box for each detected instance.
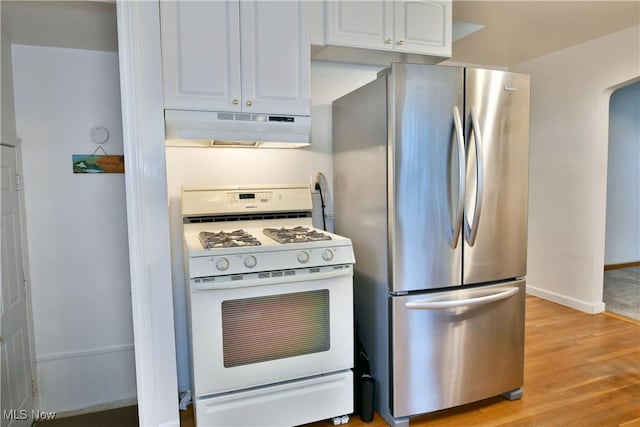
[199,230,261,249]
[263,226,332,244]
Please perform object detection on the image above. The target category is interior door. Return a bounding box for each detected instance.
[463,69,530,285]
[390,63,464,292]
[1,144,35,427]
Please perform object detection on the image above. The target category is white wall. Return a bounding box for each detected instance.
[605,81,640,265]
[12,44,135,413]
[1,34,17,140]
[166,60,382,390]
[511,25,640,313]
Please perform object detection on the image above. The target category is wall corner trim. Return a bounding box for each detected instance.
[116,1,179,426]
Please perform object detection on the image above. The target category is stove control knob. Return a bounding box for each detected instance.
[215,257,230,271]
[322,249,334,262]
[297,251,310,264]
[244,255,257,269]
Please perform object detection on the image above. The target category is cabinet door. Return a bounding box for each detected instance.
[240,1,310,116]
[394,0,451,56]
[160,1,242,111]
[325,0,393,51]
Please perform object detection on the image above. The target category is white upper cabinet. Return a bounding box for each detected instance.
[325,0,451,57]
[161,1,240,111]
[240,2,310,116]
[161,1,310,116]
[326,1,393,51]
[393,1,450,55]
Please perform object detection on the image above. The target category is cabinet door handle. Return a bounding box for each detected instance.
[246,100,253,107]
[232,98,239,105]
[397,40,405,46]
[385,38,392,44]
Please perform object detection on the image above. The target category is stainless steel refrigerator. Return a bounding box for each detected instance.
[333,63,530,427]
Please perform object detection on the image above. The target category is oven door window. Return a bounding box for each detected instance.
[222,290,330,367]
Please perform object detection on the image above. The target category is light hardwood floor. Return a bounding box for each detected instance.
[36,296,638,426]
[181,295,640,427]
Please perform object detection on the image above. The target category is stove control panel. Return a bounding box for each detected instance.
[189,245,355,279]
[181,185,313,217]
[228,191,272,205]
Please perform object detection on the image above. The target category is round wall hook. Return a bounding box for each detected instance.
[90,126,109,144]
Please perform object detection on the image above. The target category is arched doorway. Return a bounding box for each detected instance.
[603,80,640,321]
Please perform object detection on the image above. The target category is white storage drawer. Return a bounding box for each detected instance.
[195,371,353,426]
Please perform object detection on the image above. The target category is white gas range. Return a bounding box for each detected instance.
[182,184,355,427]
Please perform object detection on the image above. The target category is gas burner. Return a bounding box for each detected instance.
[263,226,332,244]
[199,230,261,249]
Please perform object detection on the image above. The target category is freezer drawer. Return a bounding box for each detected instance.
[390,280,525,417]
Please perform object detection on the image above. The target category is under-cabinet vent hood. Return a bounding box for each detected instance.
[164,109,310,148]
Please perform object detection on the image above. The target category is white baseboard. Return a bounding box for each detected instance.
[36,343,134,362]
[35,344,137,414]
[526,285,606,314]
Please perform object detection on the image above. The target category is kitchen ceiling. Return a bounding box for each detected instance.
[1,1,638,68]
[448,0,640,67]
[1,1,118,52]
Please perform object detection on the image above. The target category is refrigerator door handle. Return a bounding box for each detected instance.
[465,107,484,246]
[404,287,519,310]
[450,106,466,249]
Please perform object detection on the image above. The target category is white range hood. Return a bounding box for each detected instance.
[164,109,311,148]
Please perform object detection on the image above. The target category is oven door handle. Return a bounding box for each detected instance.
[404,287,519,310]
[192,267,353,291]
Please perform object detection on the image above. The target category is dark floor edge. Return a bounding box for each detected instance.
[602,310,640,326]
[604,261,640,271]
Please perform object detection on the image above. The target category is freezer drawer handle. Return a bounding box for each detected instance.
[404,287,519,310]
[450,106,465,249]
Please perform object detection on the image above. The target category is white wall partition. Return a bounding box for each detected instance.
[116,1,180,425]
[512,25,640,313]
[1,34,18,139]
[605,81,640,265]
[11,44,136,413]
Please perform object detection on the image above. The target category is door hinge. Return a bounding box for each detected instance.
[16,173,22,192]
[32,379,38,397]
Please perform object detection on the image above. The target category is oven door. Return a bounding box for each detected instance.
[189,265,354,396]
